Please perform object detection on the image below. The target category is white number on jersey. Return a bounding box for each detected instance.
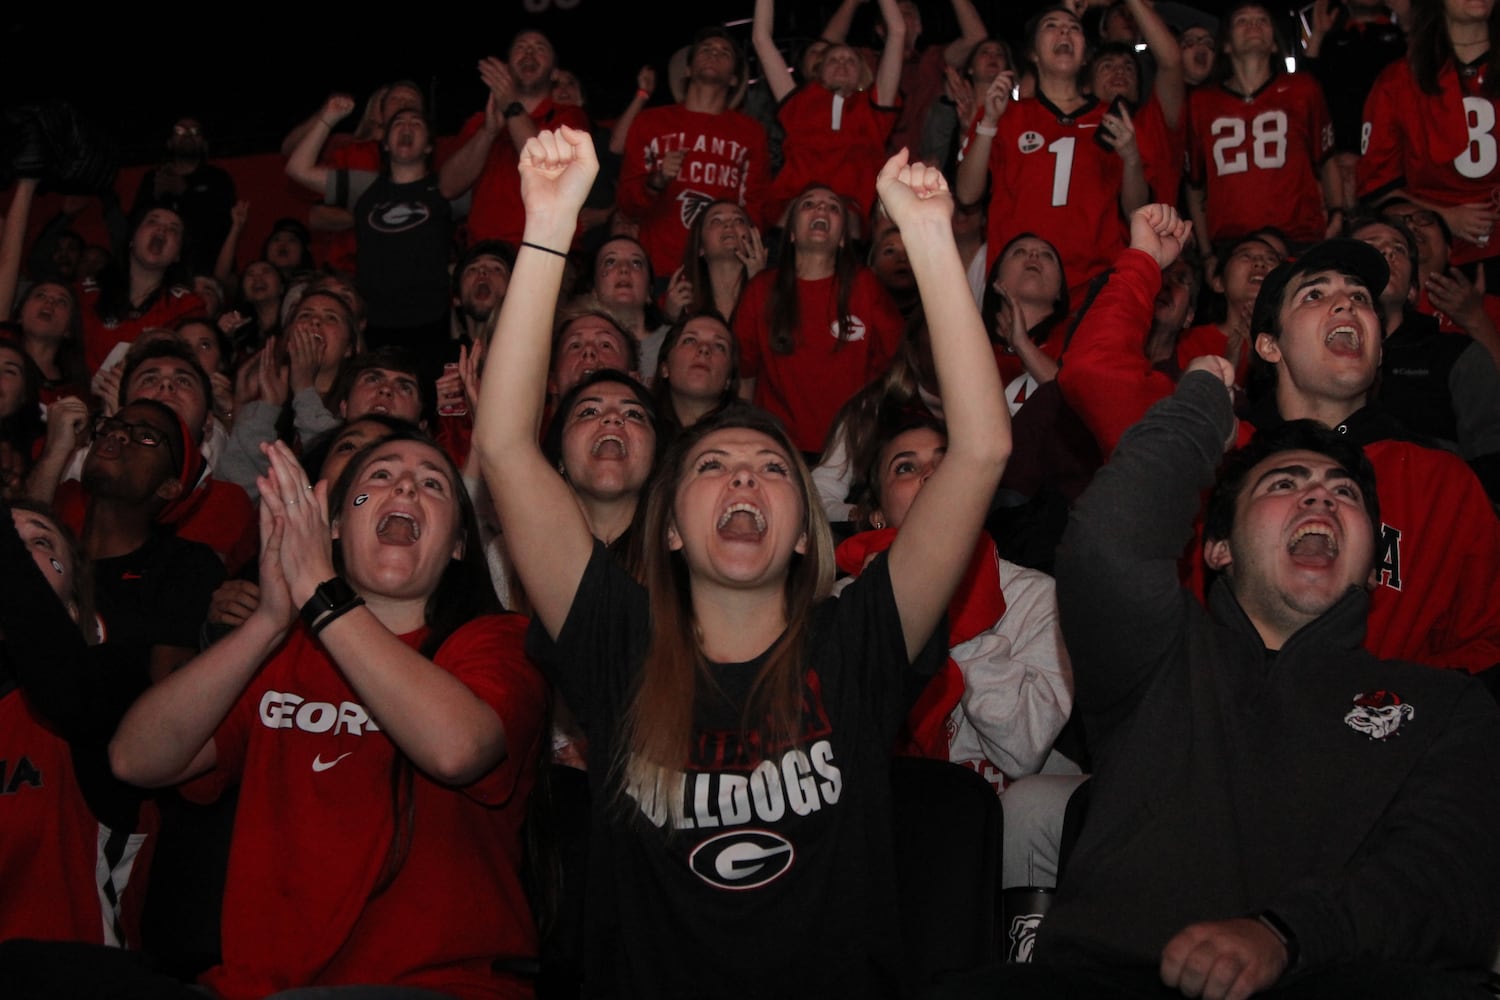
[1455,96,1498,179]
[1210,111,1289,175]
[1048,137,1075,207]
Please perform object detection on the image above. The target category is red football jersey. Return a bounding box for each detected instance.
[767,84,898,227]
[1187,71,1333,245]
[978,96,1128,298]
[1360,58,1500,265]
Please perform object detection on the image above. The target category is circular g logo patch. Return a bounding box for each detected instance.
[688,830,794,890]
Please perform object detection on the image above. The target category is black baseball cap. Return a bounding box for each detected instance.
[1250,238,1389,337]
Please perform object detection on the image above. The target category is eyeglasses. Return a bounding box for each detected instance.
[93,415,166,448]
[172,124,202,137]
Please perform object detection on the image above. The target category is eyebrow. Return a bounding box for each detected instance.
[366,450,445,473]
[1292,272,1367,297]
[889,443,946,465]
[1252,464,1358,490]
[693,446,788,460]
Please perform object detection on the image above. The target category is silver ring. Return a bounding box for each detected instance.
[304,484,314,491]
[286,498,300,506]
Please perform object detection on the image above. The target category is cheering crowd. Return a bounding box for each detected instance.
[0,0,1498,998]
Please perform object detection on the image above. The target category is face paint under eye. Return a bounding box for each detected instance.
[49,558,64,575]
[353,494,369,506]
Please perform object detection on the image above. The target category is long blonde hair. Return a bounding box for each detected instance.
[618,404,835,813]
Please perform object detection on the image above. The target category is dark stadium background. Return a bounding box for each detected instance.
[3,1,1272,167]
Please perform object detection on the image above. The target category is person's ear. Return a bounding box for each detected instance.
[1204,537,1233,573]
[155,477,184,503]
[794,529,808,555]
[1255,332,1282,365]
[667,517,683,551]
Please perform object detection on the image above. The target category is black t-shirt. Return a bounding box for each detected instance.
[340,170,454,329]
[527,542,946,999]
[93,530,224,651]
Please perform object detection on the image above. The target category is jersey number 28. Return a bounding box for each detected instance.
[1211,111,1287,175]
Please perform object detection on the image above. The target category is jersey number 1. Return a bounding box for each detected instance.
[1048,137,1075,207]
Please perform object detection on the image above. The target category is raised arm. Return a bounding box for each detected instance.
[285,95,354,195]
[754,0,798,104]
[874,0,908,107]
[214,200,248,290]
[955,72,1012,205]
[1057,204,1191,458]
[878,153,1010,660]
[473,127,600,640]
[1103,104,1150,216]
[821,0,864,44]
[609,66,657,156]
[440,95,504,200]
[0,178,38,320]
[1056,361,1235,720]
[943,0,989,69]
[1127,0,1185,128]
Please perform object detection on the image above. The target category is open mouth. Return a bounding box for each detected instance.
[1289,522,1338,565]
[1325,325,1362,356]
[591,434,626,458]
[376,511,421,545]
[809,218,831,233]
[717,502,767,538]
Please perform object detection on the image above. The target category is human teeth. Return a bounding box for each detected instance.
[376,512,421,543]
[717,503,766,533]
[1289,523,1337,556]
[591,434,626,456]
[1326,326,1359,346]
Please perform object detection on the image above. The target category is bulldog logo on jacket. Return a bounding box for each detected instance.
[1344,690,1414,740]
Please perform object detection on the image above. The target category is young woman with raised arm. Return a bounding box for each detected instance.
[474,124,1008,996]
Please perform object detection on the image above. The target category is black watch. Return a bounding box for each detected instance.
[503,101,525,119]
[299,577,360,631]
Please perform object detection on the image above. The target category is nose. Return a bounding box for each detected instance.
[1302,485,1335,508]
[731,465,756,488]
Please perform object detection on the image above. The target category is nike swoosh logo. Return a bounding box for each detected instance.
[312,752,353,772]
[1077,123,1099,129]
[121,572,143,580]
